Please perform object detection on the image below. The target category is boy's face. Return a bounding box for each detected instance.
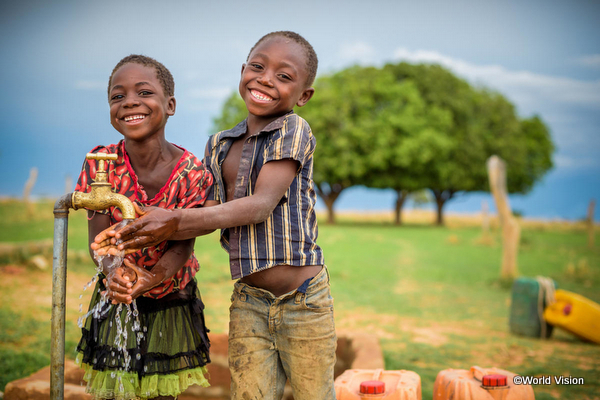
[108,63,175,141]
[239,37,314,121]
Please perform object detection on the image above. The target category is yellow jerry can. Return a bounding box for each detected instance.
[543,289,600,344]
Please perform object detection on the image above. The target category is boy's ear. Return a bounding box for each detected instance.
[241,63,246,75]
[167,97,176,116]
[296,87,315,107]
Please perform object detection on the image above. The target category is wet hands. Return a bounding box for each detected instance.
[103,259,158,305]
[91,203,181,255]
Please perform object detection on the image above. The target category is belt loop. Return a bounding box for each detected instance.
[295,292,303,304]
[239,286,247,302]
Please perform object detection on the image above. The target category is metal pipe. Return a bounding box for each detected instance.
[51,193,72,400]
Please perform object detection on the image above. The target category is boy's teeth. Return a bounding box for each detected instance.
[251,90,273,101]
[124,115,145,122]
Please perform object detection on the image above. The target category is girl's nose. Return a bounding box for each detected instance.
[123,95,140,107]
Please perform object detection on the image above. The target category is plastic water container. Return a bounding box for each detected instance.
[509,276,556,338]
[543,289,600,344]
[433,366,534,400]
[335,369,421,400]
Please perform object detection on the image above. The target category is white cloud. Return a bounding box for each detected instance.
[392,48,600,109]
[576,54,600,68]
[74,80,105,90]
[554,155,600,169]
[338,42,377,66]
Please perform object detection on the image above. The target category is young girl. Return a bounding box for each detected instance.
[75,54,212,400]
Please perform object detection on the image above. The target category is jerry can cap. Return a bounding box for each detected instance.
[360,380,385,394]
[482,374,507,387]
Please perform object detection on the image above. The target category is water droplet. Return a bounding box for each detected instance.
[136,353,141,360]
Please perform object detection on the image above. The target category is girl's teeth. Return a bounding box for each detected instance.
[125,115,145,121]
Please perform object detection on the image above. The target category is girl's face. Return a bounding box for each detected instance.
[108,63,175,142]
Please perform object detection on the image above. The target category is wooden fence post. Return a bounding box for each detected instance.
[487,156,520,280]
[23,167,38,217]
[588,199,596,249]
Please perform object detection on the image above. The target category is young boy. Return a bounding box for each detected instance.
[97,31,336,400]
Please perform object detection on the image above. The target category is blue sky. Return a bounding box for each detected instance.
[0,0,599,220]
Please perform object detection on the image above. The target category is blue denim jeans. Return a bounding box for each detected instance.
[228,266,337,400]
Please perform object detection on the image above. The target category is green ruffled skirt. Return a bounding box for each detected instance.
[76,277,211,399]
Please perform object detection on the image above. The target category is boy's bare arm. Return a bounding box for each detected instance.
[95,159,298,252]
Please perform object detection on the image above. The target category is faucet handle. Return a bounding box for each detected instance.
[86,153,118,173]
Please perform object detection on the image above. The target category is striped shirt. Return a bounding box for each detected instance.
[205,112,324,279]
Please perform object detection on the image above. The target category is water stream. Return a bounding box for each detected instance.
[77,219,142,395]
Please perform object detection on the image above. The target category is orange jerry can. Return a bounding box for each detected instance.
[543,289,600,344]
[335,369,421,400]
[433,366,535,400]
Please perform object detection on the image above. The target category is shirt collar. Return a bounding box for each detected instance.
[219,111,294,140]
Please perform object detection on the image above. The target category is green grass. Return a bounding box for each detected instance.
[1,200,599,399]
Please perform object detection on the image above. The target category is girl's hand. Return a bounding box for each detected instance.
[105,259,160,304]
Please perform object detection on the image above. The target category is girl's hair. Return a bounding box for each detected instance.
[108,54,175,98]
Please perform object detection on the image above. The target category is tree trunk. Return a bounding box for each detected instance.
[431,189,455,226]
[394,189,409,225]
[315,183,344,224]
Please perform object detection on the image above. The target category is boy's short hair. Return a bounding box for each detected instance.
[108,54,175,98]
[247,31,318,87]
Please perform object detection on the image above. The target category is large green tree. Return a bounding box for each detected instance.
[384,63,553,225]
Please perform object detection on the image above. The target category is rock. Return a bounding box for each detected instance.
[4,360,90,400]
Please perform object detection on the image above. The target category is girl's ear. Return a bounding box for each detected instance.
[296,87,315,107]
[167,97,176,116]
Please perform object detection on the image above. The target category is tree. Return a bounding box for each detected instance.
[384,63,554,225]
[212,92,247,133]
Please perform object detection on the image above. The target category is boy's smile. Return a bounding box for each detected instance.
[239,36,314,130]
[109,63,175,141]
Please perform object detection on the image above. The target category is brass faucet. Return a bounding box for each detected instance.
[72,153,136,219]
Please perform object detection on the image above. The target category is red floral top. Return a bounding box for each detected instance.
[75,140,213,299]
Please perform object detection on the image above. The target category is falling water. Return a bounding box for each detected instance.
[77,219,143,396]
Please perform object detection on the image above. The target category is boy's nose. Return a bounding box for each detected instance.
[256,73,274,87]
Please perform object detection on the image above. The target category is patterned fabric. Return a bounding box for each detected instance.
[205,112,324,279]
[75,140,213,298]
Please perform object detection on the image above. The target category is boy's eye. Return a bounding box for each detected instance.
[139,90,152,96]
[111,94,124,101]
[278,74,292,81]
[250,63,263,70]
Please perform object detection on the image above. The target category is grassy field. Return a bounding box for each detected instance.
[1,199,599,399]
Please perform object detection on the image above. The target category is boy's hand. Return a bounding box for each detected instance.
[93,203,180,254]
[104,259,159,304]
